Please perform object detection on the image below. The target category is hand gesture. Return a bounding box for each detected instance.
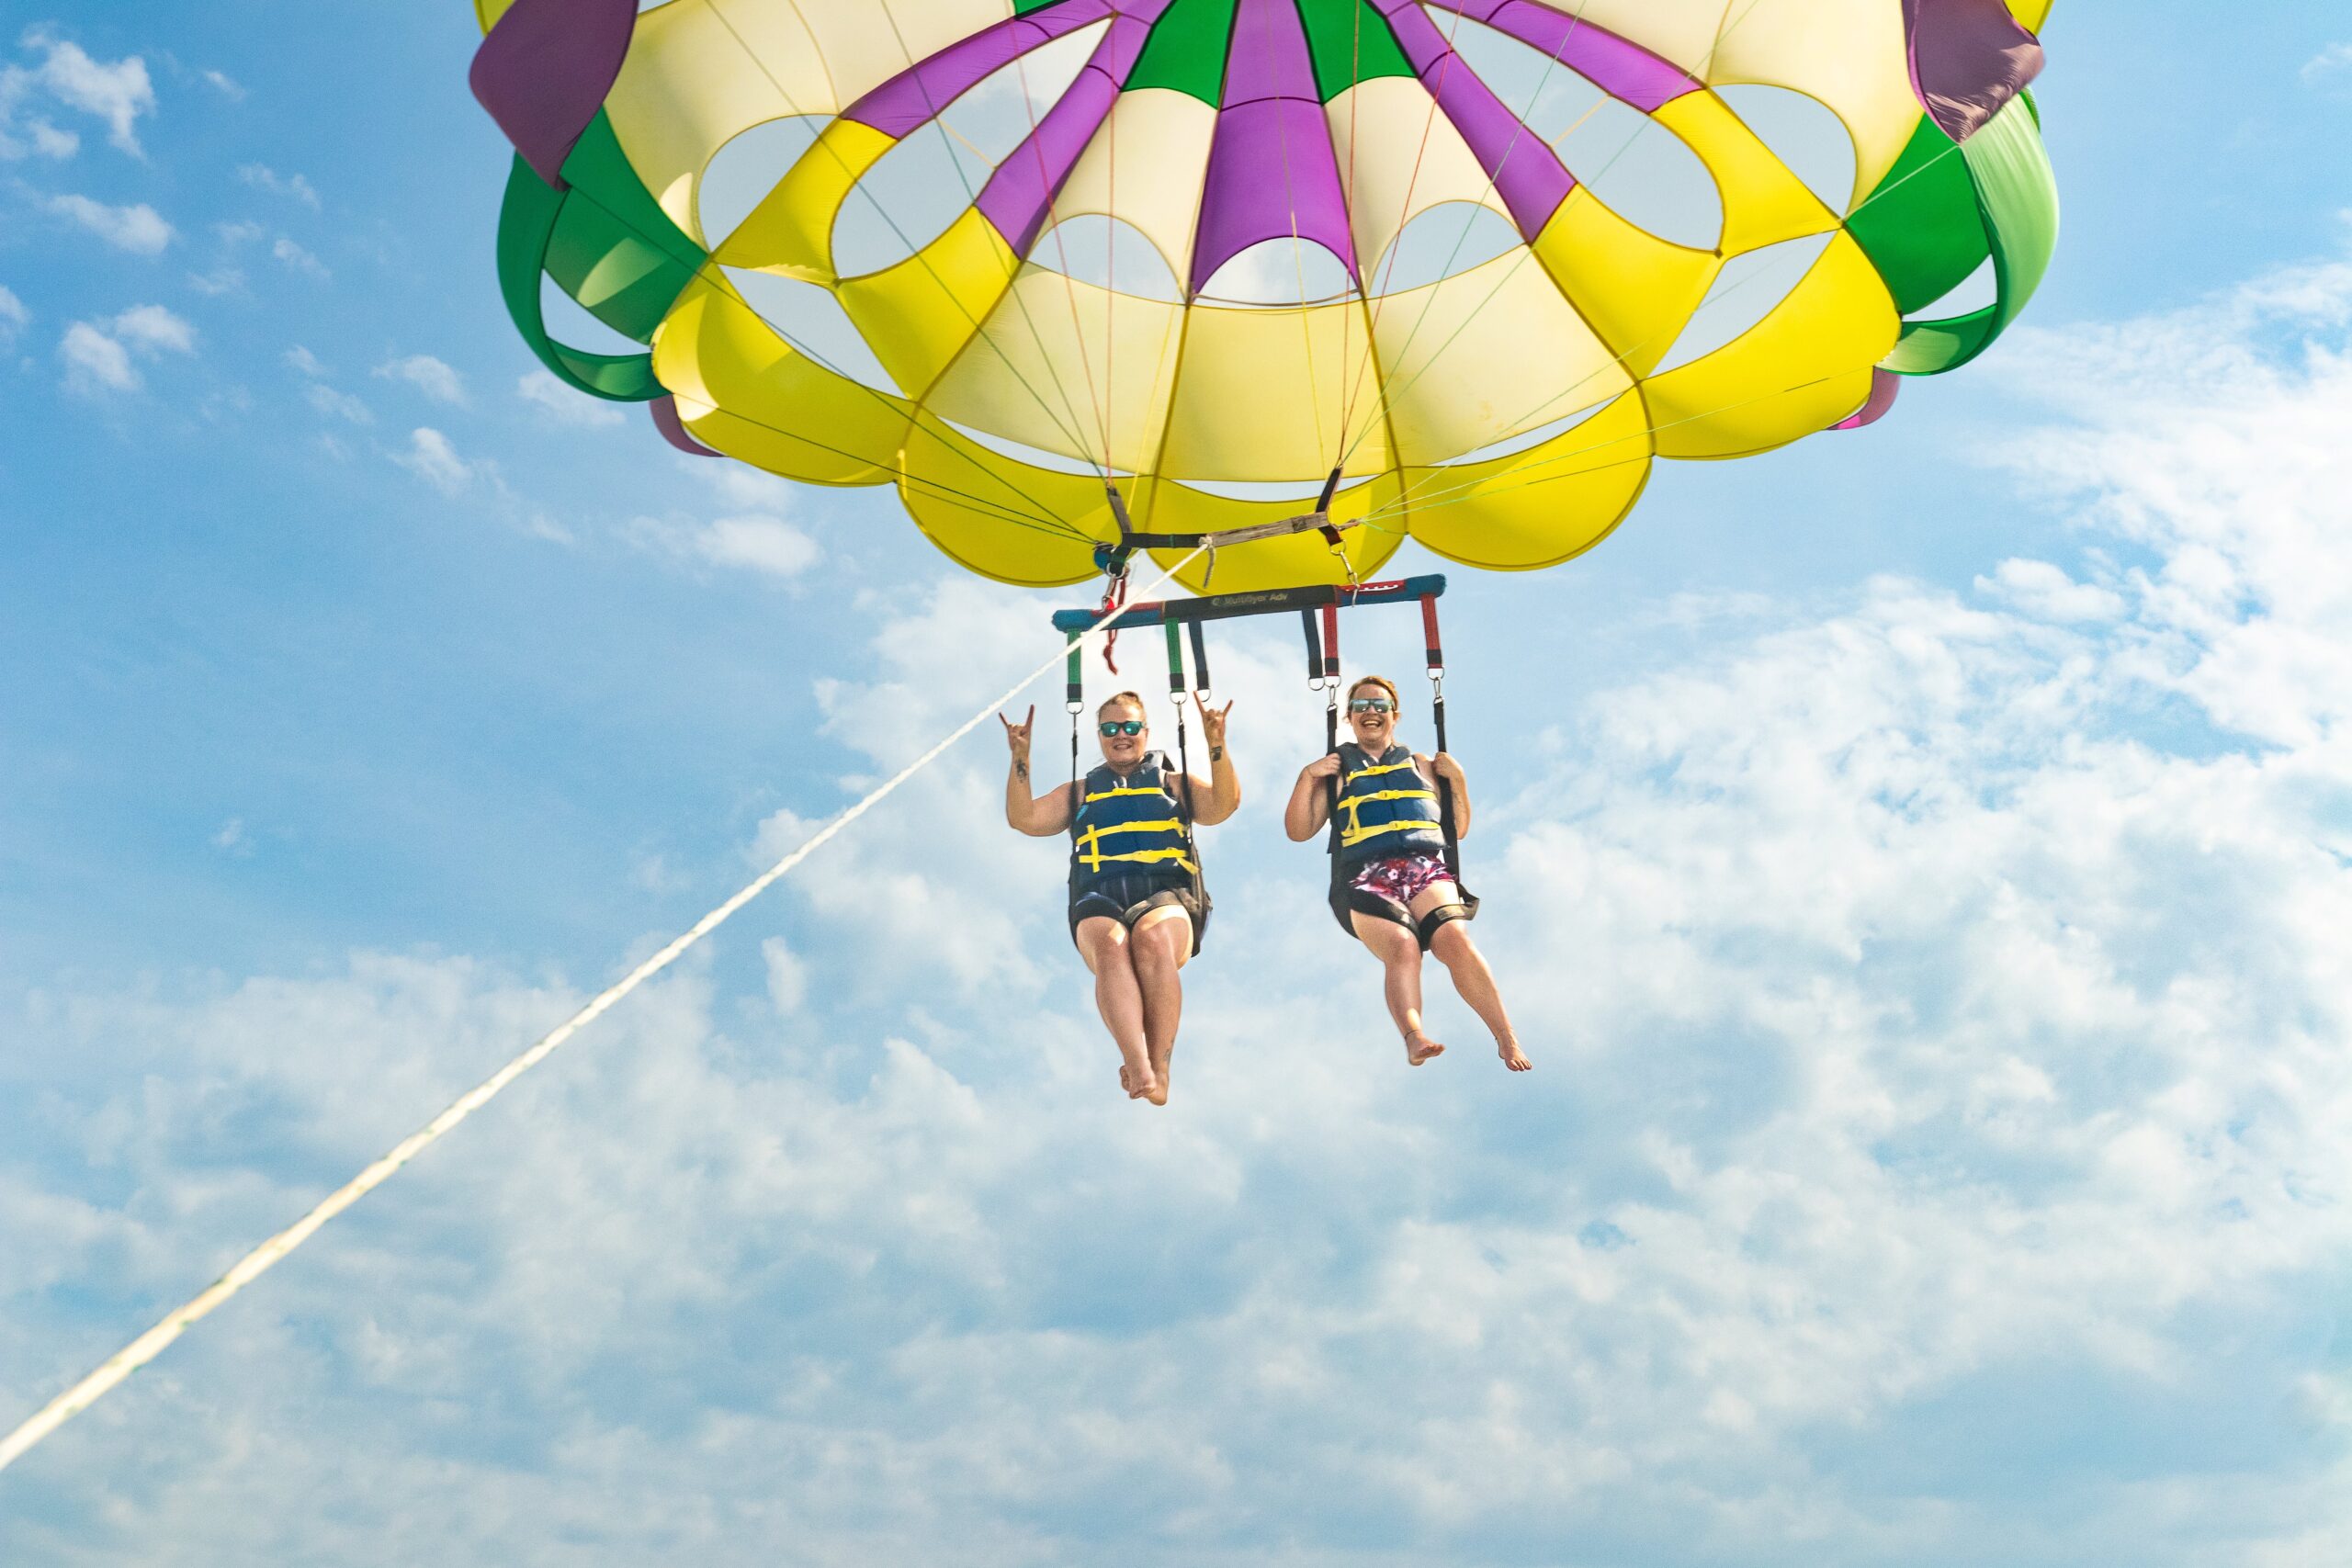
[1302,751,1342,782]
[999,705,1035,763]
[1193,694,1234,750]
[1431,751,1466,787]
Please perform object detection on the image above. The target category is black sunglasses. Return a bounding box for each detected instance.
[1098,719,1146,737]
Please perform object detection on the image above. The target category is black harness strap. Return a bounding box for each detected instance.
[1165,620,1208,956]
[1422,593,1466,887]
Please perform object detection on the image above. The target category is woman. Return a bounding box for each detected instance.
[1284,676,1531,1072]
[1003,691,1238,1104]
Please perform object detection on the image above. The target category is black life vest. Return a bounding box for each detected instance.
[1069,751,1197,897]
[1331,742,1447,868]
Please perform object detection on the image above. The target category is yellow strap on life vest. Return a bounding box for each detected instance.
[1078,844,1200,874]
[1343,759,1424,784]
[1081,784,1170,805]
[1340,817,1446,849]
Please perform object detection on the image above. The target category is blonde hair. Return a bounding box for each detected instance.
[1097,691,1148,720]
[1347,675,1402,710]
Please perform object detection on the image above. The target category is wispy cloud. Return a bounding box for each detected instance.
[305,382,373,425]
[58,301,194,396]
[271,235,328,279]
[394,427,475,495]
[2301,41,2352,86]
[46,192,174,254]
[628,513,822,582]
[376,354,467,406]
[518,368,623,427]
[237,162,318,209]
[0,281,28,344]
[1,30,155,158]
[202,69,245,101]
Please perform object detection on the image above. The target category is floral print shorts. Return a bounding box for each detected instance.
[1349,852,1454,906]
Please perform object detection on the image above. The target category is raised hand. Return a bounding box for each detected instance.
[1193,694,1234,750]
[999,705,1035,763]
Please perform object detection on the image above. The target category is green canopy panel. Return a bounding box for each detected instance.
[495,111,709,402]
[1880,90,2059,377]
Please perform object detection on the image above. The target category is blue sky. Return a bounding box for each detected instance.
[6,4,2352,1563]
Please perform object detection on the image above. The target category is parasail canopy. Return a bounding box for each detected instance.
[470,0,2059,593]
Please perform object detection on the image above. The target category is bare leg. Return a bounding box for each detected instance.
[1351,911,1444,1065]
[1077,919,1159,1100]
[1419,895,1530,1073]
[1129,907,1192,1107]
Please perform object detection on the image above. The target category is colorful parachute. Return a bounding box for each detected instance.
[469,0,2058,592]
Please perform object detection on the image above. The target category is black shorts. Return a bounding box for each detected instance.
[1069,871,1207,947]
[1329,885,1479,951]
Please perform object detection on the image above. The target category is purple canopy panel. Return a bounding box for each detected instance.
[977,6,1170,255]
[1903,0,2046,143]
[1425,0,1702,112]
[1190,0,1358,293]
[469,0,638,189]
[1834,367,1902,430]
[845,1,1116,139]
[650,395,721,457]
[978,63,1121,254]
[1372,0,1577,239]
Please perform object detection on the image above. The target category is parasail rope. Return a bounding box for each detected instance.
[0,544,1207,1481]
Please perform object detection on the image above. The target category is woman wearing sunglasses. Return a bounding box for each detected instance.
[1284,676,1531,1073]
[1001,691,1238,1104]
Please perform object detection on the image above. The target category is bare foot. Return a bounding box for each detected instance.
[1145,1055,1171,1107]
[1119,1064,1162,1101]
[1498,1035,1532,1073]
[1405,1031,1447,1066]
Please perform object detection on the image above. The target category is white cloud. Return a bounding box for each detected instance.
[214,218,264,248]
[518,367,624,427]
[58,302,194,397]
[203,69,245,101]
[628,513,822,582]
[762,936,808,1013]
[305,381,373,425]
[46,192,173,254]
[284,344,327,378]
[0,282,27,344]
[109,302,194,355]
[1,31,153,159]
[376,354,467,406]
[210,818,252,856]
[271,236,328,279]
[2302,42,2352,87]
[23,31,154,154]
[57,320,137,395]
[9,116,76,158]
[237,162,319,209]
[185,265,243,297]
[1976,557,2128,623]
[394,427,475,494]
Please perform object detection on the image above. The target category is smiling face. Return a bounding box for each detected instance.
[1096,695,1148,770]
[1346,677,1402,753]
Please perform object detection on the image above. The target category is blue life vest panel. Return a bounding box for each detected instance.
[1332,742,1447,868]
[1070,751,1197,897]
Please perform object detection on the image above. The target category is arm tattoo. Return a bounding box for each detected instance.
[1209,746,1225,761]
[1014,761,1029,782]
